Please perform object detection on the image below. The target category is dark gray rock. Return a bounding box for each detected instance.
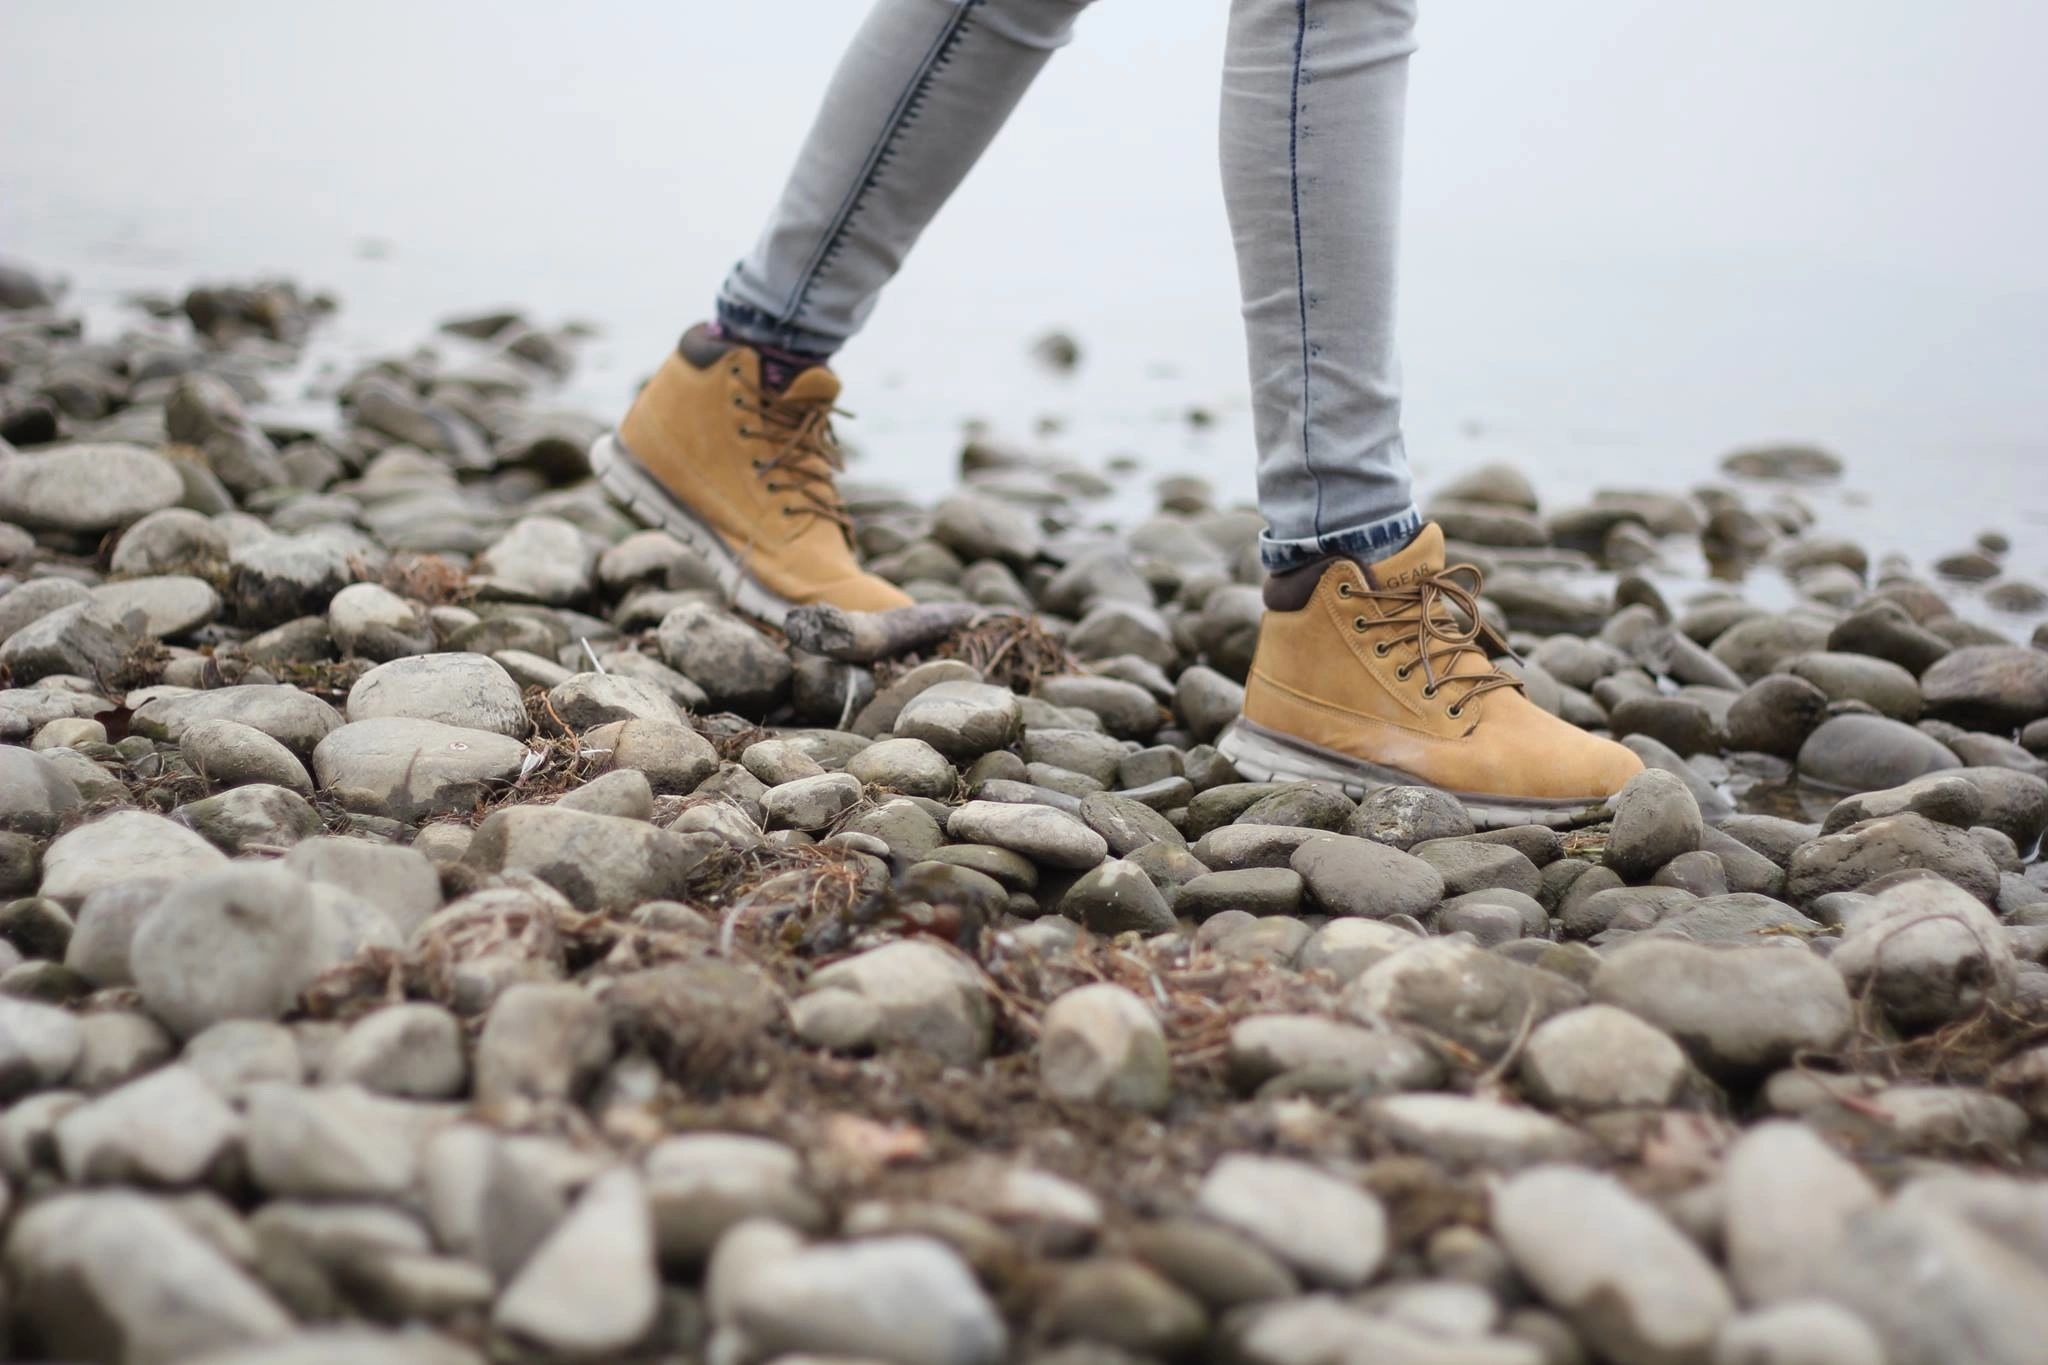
[1604,768,1703,880]
[1786,813,2001,906]
[1942,767,2048,849]
[1291,833,1445,919]
[1058,860,1176,935]
[655,602,791,713]
[1829,601,1952,674]
[1797,713,1961,793]
[1921,645,2048,730]
[1724,674,1832,759]
[1344,784,1475,849]
[1411,839,1544,899]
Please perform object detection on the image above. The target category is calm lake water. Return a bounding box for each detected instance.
[4,2,2044,620]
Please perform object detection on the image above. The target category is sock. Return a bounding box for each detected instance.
[706,321,831,392]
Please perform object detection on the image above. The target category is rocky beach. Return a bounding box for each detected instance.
[1,258,2046,1365]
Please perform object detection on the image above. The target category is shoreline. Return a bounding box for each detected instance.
[2,259,2046,1365]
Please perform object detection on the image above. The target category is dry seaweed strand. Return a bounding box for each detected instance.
[974,932,1341,1076]
[933,612,1079,691]
[870,611,1082,693]
[373,551,476,606]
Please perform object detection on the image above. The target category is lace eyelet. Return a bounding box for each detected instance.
[1447,703,1465,719]
[1373,641,1392,657]
[1352,615,1369,632]
[1421,683,1439,699]
[1336,583,1354,599]
[1395,664,1413,681]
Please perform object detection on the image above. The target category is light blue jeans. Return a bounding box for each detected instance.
[716,0,1423,570]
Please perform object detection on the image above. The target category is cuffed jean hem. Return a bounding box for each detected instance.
[713,295,844,360]
[1259,506,1424,574]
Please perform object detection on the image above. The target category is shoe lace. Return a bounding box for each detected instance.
[734,373,854,541]
[1337,563,1525,718]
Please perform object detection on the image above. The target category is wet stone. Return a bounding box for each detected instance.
[1920,644,2048,730]
[1235,781,1355,831]
[1604,768,1704,880]
[1411,839,1544,900]
[1173,867,1303,920]
[1797,713,1961,794]
[1820,773,1984,834]
[656,601,790,713]
[1340,786,1477,849]
[1291,833,1445,919]
[894,680,1024,759]
[845,736,957,799]
[1725,673,1832,758]
[1785,813,2000,906]
[1057,859,1176,936]
[946,800,1108,870]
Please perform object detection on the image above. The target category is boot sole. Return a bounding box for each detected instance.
[1215,718,1614,831]
[589,432,801,626]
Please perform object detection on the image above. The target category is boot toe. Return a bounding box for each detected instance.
[1565,733,1645,801]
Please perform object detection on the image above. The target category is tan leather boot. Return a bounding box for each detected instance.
[591,326,912,623]
[1217,524,1642,827]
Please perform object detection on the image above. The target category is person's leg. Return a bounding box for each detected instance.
[1217,0,1642,823]
[1221,0,1423,571]
[599,0,1096,622]
[716,0,1098,365]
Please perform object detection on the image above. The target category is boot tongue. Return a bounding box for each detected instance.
[777,366,841,406]
[1358,523,1444,590]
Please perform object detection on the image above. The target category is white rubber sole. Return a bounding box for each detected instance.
[1215,718,1614,831]
[589,432,800,626]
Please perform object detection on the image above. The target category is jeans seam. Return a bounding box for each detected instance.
[1287,0,1322,538]
[780,0,979,330]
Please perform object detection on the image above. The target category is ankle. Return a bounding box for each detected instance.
[705,321,833,393]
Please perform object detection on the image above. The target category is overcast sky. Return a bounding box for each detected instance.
[4,2,2042,293]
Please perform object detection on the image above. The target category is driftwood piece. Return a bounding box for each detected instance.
[782,601,1001,663]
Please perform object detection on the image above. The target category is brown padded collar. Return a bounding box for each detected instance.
[678,324,734,369]
[1263,555,1361,611]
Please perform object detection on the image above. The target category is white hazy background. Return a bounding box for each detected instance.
[2,0,2044,575]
